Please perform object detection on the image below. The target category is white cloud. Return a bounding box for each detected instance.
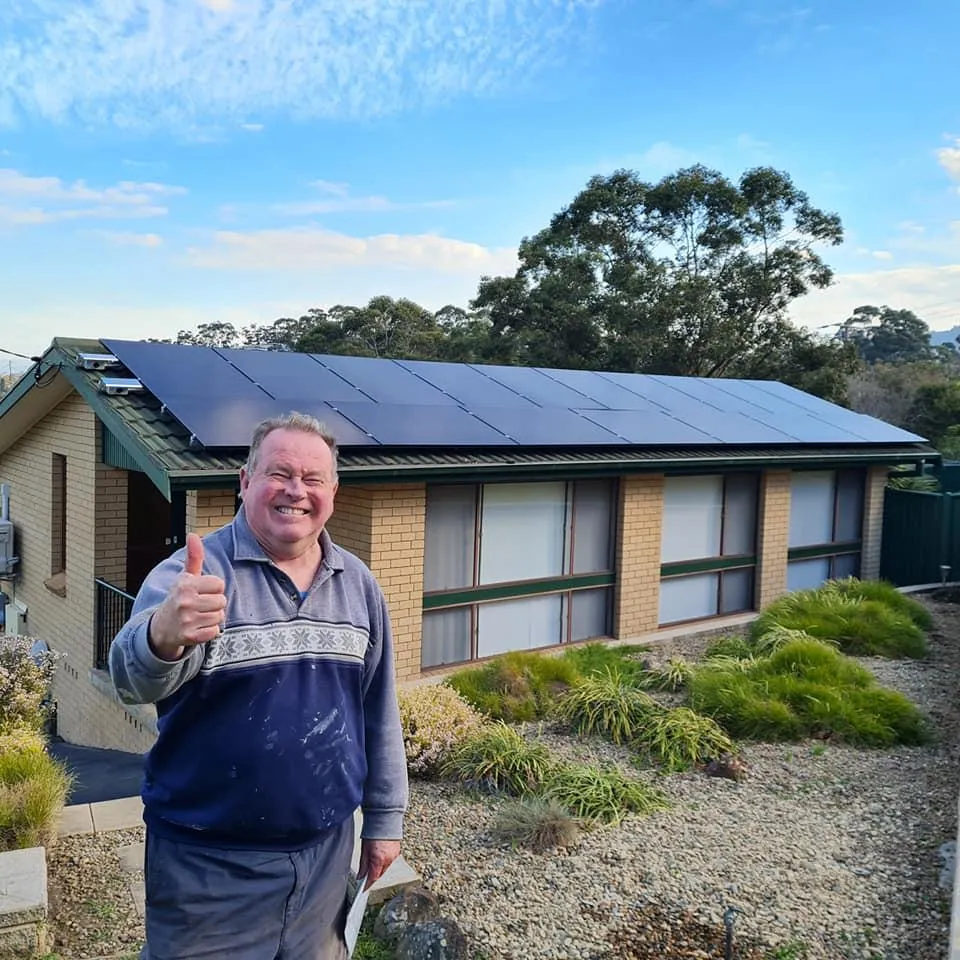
[240,122,264,133]
[96,231,164,248]
[273,181,455,216]
[855,247,894,261]
[0,168,185,224]
[938,138,960,180]
[0,0,601,131]
[186,227,519,275]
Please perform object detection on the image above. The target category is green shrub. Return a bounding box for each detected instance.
[703,636,755,660]
[447,651,580,722]
[0,728,72,851]
[635,707,735,771]
[0,637,59,734]
[396,684,486,778]
[555,668,658,744]
[751,588,928,659]
[441,722,554,796]
[541,763,668,825]
[823,577,934,632]
[560,642,649,683]
[642,656,695,692]
[688,639,931,746]
[491,798,580,852]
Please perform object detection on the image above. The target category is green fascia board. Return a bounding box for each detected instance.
[0,361,47,420]
[423,571,615,610]
[660,555,757,577]
[52,349,174,500]
[787,542,861,562]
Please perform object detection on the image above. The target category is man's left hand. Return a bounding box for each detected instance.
[358,839,402,890]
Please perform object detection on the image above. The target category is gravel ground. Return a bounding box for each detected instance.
[46,594,960,959]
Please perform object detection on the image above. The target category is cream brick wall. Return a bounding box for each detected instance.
[0,394,154,753]
[95,463,127,589]
[188,488,238,536]
[756,469,791,607]
[614,475,664,639]
[860,465,888,581]
[326,487,375,565]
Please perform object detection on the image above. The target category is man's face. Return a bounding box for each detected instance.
[239,428,338,560]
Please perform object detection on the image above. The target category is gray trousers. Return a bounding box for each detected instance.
[140,818,352,960]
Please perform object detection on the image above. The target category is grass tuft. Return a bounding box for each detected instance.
[555,668,658,744]
[635,707,735,771]
[542,763,668,825]
[491,798,581,852]
[441,722,554,796]
[560,642,650,683]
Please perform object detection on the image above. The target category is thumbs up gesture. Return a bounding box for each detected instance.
[147,533,228,662]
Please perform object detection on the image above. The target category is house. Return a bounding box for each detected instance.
[0,336,934,753]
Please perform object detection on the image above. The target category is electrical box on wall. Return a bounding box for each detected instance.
[0,519,16,576]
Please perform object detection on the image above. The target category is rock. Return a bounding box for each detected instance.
[395,918,469,960]
[373,885,441,941]
[703,754,748,782]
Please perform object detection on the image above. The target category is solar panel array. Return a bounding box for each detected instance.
[102,339,926,449]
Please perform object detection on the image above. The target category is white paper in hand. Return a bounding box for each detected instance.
[344,875,370,957]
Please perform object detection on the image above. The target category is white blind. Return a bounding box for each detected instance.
[423,485,476,591]
[477,595,563,658]
[661,475,723,563]
[789,472,835,547]
[659,573,719,625]
[479,481,567,584]
[572,480,614,573]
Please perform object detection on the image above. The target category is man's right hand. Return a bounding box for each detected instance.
[147,533,227,662]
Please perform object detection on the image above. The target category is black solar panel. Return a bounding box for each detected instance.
[472,363,606,408]
[330,401,513,446]
[577,409,719,444]
[154,395,375,448]
[317,354,457,405]
[396,359,538,408]
[471,407,623,445]
[541,369,665,411]
[215,347,371,404]
[105,339,266,400]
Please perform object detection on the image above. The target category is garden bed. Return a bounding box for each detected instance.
[45,590,960,959]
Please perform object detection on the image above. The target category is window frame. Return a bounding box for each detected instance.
[421,478,618,668]
[658,472,760,627]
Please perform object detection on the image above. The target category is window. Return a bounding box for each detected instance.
[46,454,67,597]
[421,479,616,668]
[787,469,864,590]
[658,473,759,626]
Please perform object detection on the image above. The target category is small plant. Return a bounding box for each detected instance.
[491,798,581,852]
[0,637,60,734]
[447,651,580,722]
[704,636,755,660]
[751,587,928,659]
[766,941,809,959]
[555,668,658,744]
[561,641,649,683]
[542,763,668,825]
[441,722,554,796]
[810,743,827,757]
[751,624,825,657]
[643,656,694,692]
[397,683,485,778]
[0,728,72,851]
[635,706,735,771]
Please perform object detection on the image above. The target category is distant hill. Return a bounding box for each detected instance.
[931,327,960,346]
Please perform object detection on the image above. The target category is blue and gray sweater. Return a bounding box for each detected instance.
[109,510,409,850]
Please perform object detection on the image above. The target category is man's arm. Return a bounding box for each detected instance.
[109,533,225,705]
[358,582,409,885]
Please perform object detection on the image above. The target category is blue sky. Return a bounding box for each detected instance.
[1,0,959,367]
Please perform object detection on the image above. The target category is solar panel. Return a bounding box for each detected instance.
[215,348,372,404]
[471,407,623,445]
[104,339,265,400]
[577,409,719,444]
[330,401,513,446]
[471,363,607,408]
[539,368,665,411]
[154,395,376,448]
[396,359,538,408]
[317,354,458,405]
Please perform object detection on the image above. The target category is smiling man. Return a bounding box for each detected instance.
[109,412,408,960]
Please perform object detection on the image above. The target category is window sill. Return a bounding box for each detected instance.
[44,572,67,598]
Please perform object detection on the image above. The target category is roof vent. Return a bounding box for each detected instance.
[77,352,121,371]
[98,377,145,396]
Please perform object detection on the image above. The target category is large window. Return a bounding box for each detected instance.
[658,474,759,626]
[422,479,617,668]
[787,470,864,591]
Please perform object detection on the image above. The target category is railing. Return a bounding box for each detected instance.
[94,578,135,670]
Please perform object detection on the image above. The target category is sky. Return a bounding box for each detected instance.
[1,0,959,368]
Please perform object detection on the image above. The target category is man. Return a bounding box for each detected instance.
[110,411,409,960]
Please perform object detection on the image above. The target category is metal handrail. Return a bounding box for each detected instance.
[94,578,135,670]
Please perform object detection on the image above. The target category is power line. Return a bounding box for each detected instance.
[0,347,41,364]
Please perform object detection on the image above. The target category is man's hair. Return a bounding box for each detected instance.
[245,412,339,480]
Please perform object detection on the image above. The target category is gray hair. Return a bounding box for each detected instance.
[245,412,339,480]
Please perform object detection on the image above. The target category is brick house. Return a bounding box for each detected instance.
[0,337,933,753]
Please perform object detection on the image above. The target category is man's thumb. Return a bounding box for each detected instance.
[184,532,205,577]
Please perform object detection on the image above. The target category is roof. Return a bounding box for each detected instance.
[0,336,936,499]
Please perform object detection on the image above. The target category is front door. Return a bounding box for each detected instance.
[126,472,186,594]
